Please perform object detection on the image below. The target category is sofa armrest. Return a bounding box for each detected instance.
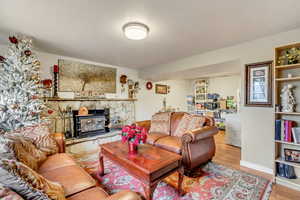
[50,133,66,153]
[134,120,151,131]
[182,126,218,143]
[105,190,141,200]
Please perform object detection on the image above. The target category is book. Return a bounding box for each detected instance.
[292,127,300,143]
[284,120,289,141]
[281,120,285,141]
[275,120,281,140]
[288,121,293,142]
[282,120,295,142]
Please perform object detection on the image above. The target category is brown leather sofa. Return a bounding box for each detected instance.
[40,133,141,200]
[135,112,218,175]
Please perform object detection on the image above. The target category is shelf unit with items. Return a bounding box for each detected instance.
[194,79,208,111]
[274,42,300,191]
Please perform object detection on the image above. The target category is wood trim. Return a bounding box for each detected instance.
[42,97,137,101]
[244,60,273,107]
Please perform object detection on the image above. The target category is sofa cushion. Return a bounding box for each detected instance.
[146,132,169,145]
[7,123,59,156]
[67,187,108,200]
[40,165,96,197]
[7,135,47,171]
[155,136,182,154]
[170,112,186,135]
[38,153,77,173]
[149,112,172,135]
[0,159,65,200]
[173,114,205,137]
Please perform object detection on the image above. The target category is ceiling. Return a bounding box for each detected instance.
[1,0,300,69]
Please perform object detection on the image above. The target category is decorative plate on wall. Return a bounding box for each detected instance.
[146,81,153,90]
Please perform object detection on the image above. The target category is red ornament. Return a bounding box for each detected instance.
[31,95,38,99]
[42,79,52,89]
[0,56,5,62]
[24,50,32,56]
[47,110,54,115]
[53,65,59,73]
[9,36,18,44]
[146,81,153,90]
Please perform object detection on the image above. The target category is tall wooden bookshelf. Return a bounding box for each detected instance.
[274,42,300,191]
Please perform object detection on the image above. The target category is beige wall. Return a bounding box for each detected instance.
[207,75,241,98]
[0,44,190,122]
[139,28,300,171]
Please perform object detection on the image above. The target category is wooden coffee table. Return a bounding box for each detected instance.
[98,141,183,200]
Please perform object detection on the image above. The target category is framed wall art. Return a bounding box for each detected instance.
[245,61,273,107]
[58,59,116,94]
[155,84,169,94]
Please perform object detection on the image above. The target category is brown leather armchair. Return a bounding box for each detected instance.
[135,112,218,176]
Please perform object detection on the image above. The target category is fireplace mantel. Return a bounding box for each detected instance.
[43,97,137,102]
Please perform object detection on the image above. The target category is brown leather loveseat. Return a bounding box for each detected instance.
[38,133,141,200]
[135,112,218,176]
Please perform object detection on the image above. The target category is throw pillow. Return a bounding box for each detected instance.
[6,135,47,171]
[186,115,206,131]
[0,159,66,200]
[7,123,59,156]
[173,114,205,137]
[149,112,172,135]
[0,184,24,200]
[0,135,16,160]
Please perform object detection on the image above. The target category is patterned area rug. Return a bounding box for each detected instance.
[75,157,271,199]
[67,142,272,200]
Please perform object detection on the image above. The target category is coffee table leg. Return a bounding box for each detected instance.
[178,169,184,196]
[98,155,104,176]
[143,183,157,200]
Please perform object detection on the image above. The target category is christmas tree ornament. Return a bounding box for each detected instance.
[9,36,18,44]
[24,50,32,56]
[0,105,6,112]
[10,104,18,110]
[0,56,5,62]
[0,34,44,132]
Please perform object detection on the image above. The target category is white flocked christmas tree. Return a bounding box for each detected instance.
[0,35,44,132]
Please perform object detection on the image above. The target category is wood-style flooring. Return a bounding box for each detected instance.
[213,131,300,200]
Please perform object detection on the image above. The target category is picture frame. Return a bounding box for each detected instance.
[284,148,300,163]
[155,84,168,94]
[245,61,273,107]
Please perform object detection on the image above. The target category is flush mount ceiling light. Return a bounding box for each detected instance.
[122,22,150,40]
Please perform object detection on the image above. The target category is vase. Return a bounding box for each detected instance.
[128,142,138,154]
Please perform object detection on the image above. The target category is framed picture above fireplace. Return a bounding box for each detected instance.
[58,59,117,94]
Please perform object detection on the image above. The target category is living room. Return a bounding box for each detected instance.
[1,1,300,200]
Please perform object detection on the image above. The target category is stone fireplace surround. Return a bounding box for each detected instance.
[43,98,136,144]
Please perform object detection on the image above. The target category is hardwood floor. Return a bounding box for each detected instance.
[213,131,300,200]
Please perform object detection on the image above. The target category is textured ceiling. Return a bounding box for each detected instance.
[1,0,300,69]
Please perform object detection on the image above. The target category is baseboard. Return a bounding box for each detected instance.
[240,160,273,174]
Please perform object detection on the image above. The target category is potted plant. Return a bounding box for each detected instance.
[121,124,147,154]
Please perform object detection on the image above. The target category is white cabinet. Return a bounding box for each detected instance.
[224,113,241,147]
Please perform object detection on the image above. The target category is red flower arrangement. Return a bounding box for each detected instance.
[121,124,147,145]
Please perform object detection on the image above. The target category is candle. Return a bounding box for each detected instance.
[53,65,59,73]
